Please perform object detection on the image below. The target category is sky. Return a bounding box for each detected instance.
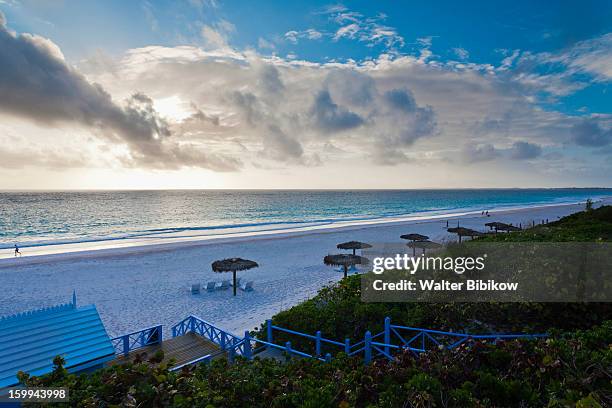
[0,0,611,189]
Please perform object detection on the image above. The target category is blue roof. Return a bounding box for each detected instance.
[0,300,115,388]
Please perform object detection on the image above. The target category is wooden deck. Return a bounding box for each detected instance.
[111,333,226,368]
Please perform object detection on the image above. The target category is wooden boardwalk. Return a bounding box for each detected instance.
[111,333,226,368]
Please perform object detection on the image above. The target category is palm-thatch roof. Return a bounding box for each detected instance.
[447,227,483,237]
[485,222,521,232]
[324,254,368,278]
[400,233,429,241]
[212,258,259,272]
[212,258,259,296]
[336,241,372,251]
[407,240,443,250]
[447,227,483,242]
[485,221,506,230]
[323,254,368,267]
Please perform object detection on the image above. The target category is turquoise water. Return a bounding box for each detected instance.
[1,189,610,248]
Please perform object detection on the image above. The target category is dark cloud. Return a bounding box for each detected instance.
[0,23,166,145]
[383,88,417,112]
[0,18,240,171]
[324,70,375,107]
[187,104,220,126]
[571,119,611,147]
[262,125,303,160]
[311,89,364,132]
[230,91,261,124]
[380,88,436,148]
[510,141,542,159]
[258,65,284,94]
[403,105,436,141]
[462,143,500,163]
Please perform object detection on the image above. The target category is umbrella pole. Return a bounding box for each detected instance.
[343,264,348,279]
[352,249,356,255]
[412,240,416,257]
[233,271,237,296]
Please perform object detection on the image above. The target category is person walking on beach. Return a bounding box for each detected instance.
[14,244,21,257]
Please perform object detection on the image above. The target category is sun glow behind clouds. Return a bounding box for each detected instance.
[153,96,192,122]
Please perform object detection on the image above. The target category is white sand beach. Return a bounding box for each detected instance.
[0,198,609,338]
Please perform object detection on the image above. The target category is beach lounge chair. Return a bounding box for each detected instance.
[335,265,358,273]
[206,282,216,292]
[240,281,254,292]
[191,283,201,295]
[217,280,230,290]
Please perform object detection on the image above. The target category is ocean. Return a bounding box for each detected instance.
[1,189,610,249]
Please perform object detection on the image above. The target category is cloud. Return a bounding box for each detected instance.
[571,119,612,147]
[284,30,299,44]
[3,12,611,181]
[510,141,542,159]
[285,28,325,44]
[305,29,323,40]
[334,23,360,41]
[262,125,303,160]
[452,47,469,60]
[258,37,275,50]
[554,33,612,81]
[287,6,404,50]
[188,0,219,11]
[0,17,241,171]
[462,144,500,163]
[311,89,364,132]
[201,19,235,49]
[201,25,228,49]
[504,33,612,99]
[258,64,284,94]
[0,146,88,169]
[142,1,159,32]
[383,88,417,111]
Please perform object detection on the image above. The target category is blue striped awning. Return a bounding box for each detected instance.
[0,299,115,388]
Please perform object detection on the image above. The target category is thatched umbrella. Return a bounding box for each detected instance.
[485,222,505,233]
[447,227,483,243]
[324,254,368,278]
[407,240,443,255]
[212,258,259,296]
[400,233,429,256]
[485,222,521,233]
[501,224,521,232]
[337,241,372,255]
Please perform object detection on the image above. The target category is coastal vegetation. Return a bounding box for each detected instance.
[20,205,612,407]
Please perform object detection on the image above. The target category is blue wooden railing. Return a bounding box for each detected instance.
[171,315,246,355]
[135,315,548,367]
[111,325,163,356]
[261,317,547,364]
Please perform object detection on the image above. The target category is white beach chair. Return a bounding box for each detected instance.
[240,281,254,292]
[206,282,216,292]
[191,283,201,295]
[217,280,230,290]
